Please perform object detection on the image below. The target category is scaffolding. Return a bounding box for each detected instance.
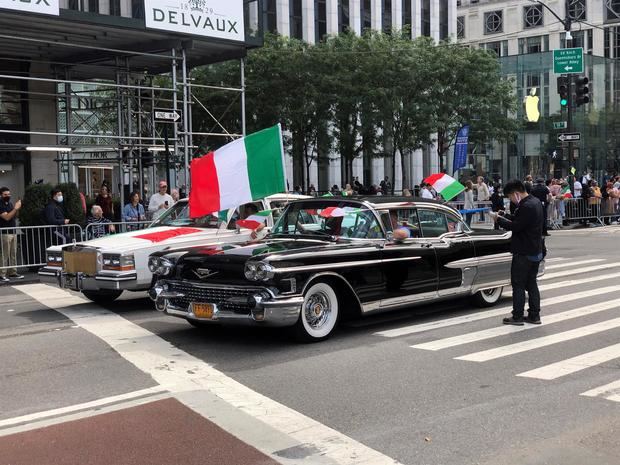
[0,2,262,206]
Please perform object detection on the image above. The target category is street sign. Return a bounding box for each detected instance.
[557,132,581,142]
[154,110,181,122]
[553,47,583,74]
[553,121,567,129]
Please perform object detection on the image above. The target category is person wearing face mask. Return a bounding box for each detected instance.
[0,187,23,282]
[490,179,544,326]
[44,189,70,245]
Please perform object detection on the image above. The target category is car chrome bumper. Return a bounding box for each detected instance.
[150,282,303,327]
[38,267,139,291]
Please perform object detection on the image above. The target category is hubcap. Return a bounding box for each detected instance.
[304,291,332,330]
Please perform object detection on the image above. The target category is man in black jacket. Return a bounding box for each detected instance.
[44,189,70,244]
[490,179,544,325]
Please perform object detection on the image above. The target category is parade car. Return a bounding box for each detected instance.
[38,194,308,303]
[150,197,520,342]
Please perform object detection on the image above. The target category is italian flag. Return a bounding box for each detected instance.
[319,207,346,218]
[423,173,465,201]
[189,125,286,218]
[236,209,273,230]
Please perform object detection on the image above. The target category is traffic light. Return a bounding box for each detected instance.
[557,76,569,107]
[575,75,590,107]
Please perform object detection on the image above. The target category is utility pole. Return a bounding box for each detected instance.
[536,0,573,180]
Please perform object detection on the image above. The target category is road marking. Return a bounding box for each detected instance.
[17,284,402,465]
[545,257,570,263]
[456,316,620,362]
[544,258,604,270]
[0,387,166,430]
[505,271,620,297]
[540,262,617,281]
[378,285,620,339]
[580,379,620,402]
[410,298,620,351]
[518,342,620,380]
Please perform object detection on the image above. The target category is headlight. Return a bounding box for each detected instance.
[46,252,63,267]
[148,256,159,273]
[103,254,135,271]
[245,261,274,281]
[156,257,174,276]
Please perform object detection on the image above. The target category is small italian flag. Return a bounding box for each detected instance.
[423,173,465,201]
[189,125,286,218]
[319,207,346,218]
[236,209,273,230]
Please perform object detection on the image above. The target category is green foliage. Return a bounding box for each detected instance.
[20,183,53,226]
[190,32,518,188]
[56,183,85,226]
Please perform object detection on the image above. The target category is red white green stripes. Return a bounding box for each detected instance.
[236,209,272,230]
[189,125,286,217]
[423,173,465,201]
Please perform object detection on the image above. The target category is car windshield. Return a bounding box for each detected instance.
[150,201,224,229]
[272,201,383,239]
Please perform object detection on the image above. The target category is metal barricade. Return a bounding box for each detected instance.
[447,201,494,229]
[562,197,604,225]
[84,220,152,240]
[598,197,620,224]
[0,224,83,271]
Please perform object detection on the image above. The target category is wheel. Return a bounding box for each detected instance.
[81,290,123,304]
[470,287,503,307]
[294,282,340,342]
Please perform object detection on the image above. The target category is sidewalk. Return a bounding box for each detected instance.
[0,397,281,465]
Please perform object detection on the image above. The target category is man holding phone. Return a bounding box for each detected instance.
[148,181,174,221]
[489,179,544,326]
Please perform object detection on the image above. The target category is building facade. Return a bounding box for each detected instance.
[257,0,457,191]
[457,0,620,181]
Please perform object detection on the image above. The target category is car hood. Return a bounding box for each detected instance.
[54,226,233,254]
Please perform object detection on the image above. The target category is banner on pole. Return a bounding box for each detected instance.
[452,125,470,174]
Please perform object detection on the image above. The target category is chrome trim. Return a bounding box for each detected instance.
[95,274,137,282]
[445,252,512,269]
[267,245,383,263]
[274,256,420,273]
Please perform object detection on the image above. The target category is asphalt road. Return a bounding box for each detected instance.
[1,226,620,465]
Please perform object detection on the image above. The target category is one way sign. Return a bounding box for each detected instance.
[154,110,181,122]
[557,132,581,143]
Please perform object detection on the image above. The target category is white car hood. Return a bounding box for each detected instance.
[59,226,236,254]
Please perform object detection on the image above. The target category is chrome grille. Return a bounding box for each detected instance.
[167,281,265,313]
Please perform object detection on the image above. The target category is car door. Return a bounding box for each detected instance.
[378,208,439,310]
[417,208,476,296]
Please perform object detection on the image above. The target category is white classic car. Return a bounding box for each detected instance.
[38,194,308,303]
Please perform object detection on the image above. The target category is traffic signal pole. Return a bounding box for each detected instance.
[536,0,574,181]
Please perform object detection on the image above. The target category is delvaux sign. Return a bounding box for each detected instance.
[0,0,59,15]
[144,0,244,42]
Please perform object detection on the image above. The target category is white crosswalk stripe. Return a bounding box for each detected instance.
[544,258,605,270]
[580,379,620,402]
[408,287,620,349]
[456,317,620,362]
[517,343,620,380]
[506,271,620,297]
[540,262,618,281]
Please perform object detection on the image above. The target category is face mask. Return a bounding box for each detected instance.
[512,194,522,205]
[56,196,64,203]
[2,196,9,202]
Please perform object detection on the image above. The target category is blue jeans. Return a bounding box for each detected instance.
[511,254,541,319]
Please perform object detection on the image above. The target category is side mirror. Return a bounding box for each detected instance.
[386,231,394,242]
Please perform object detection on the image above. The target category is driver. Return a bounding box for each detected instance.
[390,211,411,241]
[239,203,267,240]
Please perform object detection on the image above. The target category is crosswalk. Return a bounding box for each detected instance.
[373,257,620,405]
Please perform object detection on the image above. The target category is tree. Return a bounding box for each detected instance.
[425,43,519,173]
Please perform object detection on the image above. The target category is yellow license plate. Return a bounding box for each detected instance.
[192,303,215,319]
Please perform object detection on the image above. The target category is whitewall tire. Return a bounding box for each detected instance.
[471,287,503,307]
[295,282,340,342]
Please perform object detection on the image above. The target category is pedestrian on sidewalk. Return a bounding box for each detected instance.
[463,181,475,227]
[0,187,23,282]
[490,179,544,326]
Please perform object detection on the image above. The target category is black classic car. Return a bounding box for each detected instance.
[149,197,516,341]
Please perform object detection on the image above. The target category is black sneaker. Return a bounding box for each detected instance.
[503,316,525,326]
[0,276,9,283]
[8,274,24,280]
[525,315,542,325]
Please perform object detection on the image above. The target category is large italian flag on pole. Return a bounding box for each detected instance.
[423,173,465,201]
[189,125,286,218]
